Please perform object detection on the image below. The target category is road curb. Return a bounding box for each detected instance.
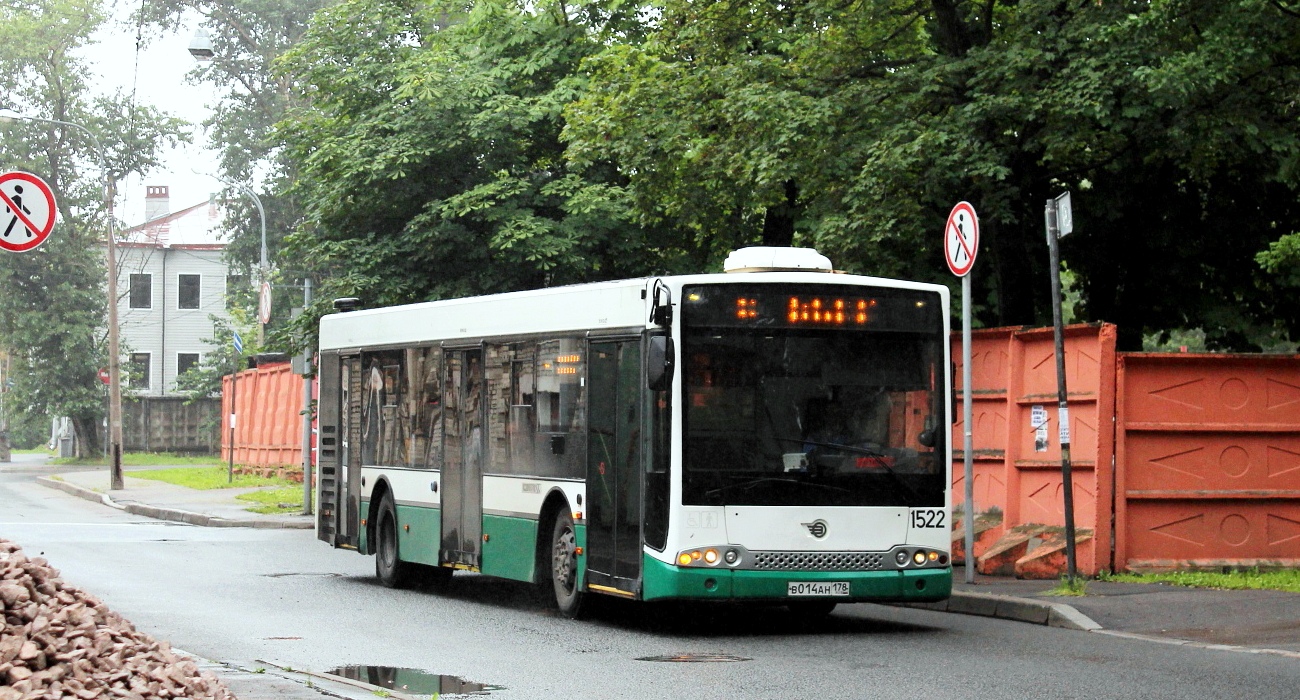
[896,591,1102,631]
[35,476,313,530]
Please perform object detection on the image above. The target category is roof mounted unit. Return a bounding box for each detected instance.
[723,247,833,273]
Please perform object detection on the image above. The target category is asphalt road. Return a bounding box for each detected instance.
[2,460,1296,699]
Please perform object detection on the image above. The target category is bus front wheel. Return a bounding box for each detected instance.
[375,494,413,588]
[550,511,585,618]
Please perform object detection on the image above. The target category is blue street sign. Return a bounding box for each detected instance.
[232,330,244,354]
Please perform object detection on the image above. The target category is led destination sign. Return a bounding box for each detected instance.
[683,284,940,333]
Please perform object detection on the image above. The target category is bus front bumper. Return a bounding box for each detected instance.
[640,555,952,603]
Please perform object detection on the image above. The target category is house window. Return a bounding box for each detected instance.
[179,274,201,309]
[129,274,152,309]
[129,353,151,390]
[177,353,200,376]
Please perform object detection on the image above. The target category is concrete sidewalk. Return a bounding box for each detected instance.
[38,466,313,529]
[33,464,1300,663]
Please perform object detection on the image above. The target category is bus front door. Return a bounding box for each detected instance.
[441,348,485,569]
[586,340,643,596]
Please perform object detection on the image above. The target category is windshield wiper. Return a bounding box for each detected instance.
[704,477,851,499]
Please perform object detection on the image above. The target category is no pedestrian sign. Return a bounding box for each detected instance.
[944,201,979,277]
[0,171,57,253]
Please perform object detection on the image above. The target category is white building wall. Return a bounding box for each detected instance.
[115,246,234,396]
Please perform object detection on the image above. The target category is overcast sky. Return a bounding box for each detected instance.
[84,2,223,226]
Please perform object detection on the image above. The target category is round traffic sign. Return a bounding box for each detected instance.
[0,171,57,253]
[98,367,110,385]
[944,201,979,277]
[258,280,272,325]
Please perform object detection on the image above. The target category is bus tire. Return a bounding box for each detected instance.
[375,494,412,588]
[550,511,585,618]
[787,600,837,618]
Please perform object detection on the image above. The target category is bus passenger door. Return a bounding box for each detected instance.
[586,340,643,595]
[441,348,485,568]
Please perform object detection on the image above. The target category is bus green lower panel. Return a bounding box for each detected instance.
[641,555,952,603]
[394,504,441,568]
[481,514,538,583]
[359,499,369,554]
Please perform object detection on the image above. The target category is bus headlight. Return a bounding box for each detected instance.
[895,550,910,566]
[913,551,927,566]
[676,545,748,568]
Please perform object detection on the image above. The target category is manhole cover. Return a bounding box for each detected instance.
[636,653,751,663]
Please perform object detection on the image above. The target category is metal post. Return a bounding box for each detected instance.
[1045,199,1078,582]
[300,277,314,515]
[962,274,976,584]
[228,362,237,484]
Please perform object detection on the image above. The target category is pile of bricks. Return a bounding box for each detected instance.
[0,539,234,700]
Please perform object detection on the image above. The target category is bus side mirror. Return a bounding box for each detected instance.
[647,335,675,392]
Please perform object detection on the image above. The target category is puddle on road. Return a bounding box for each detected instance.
[326,665,503,696]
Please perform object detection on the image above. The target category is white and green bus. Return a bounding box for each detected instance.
[316,247,952,616]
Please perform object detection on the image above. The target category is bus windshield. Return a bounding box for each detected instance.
[681,283,946,508]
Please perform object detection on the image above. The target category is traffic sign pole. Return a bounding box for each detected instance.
[1045,194,1078,583]
[944,201,979,585]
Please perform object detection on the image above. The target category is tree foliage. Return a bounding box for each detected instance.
[0,0,188,455]
[276,0,676,328]
[565,0,1300,350]
[136,0,335,335]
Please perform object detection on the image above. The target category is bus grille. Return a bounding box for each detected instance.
[751,551,885,571]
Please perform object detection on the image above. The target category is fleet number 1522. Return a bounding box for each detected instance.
[911,509,946,529]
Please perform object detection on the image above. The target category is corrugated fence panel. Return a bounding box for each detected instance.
[953,323,1117,575]
[1117,354,1300,571]
[222,362,305,468]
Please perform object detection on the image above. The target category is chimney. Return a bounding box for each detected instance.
[145,186,170,222]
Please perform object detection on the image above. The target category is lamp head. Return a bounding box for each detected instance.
[0,108,25,123]
[188,28,215,60]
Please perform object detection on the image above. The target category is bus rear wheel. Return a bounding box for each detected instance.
[550,511,585,618]
[375,494,413,588]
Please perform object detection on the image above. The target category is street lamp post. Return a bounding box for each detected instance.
[0,108,125,489]
[200,173,268,343]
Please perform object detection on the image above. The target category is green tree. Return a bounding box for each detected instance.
[0,0,188,456]
[137,0,335,335]
[276,0,673,334]
[566,0,1300,350]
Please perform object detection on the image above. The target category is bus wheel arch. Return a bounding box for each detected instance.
[365,478,393,555]
[372,484,412,588]
[538,491,585,617]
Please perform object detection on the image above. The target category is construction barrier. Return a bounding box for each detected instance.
[1116,353,1300,572]
[221,362,309,468]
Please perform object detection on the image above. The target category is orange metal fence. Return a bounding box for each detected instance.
[221,362,306,468]
[951,324,1117,575]
[1116,353,1300,571]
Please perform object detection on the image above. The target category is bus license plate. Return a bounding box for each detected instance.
[787,581,850,597]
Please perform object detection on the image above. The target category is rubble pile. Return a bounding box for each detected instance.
[0,540,235,700]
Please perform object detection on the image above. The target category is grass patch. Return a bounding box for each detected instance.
[236,486,311,514]
[129,466,294,490]
[51,452,224,467]
[12,448,55,455]
[1044,576,1089,597]
[1099,569,1300,593]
